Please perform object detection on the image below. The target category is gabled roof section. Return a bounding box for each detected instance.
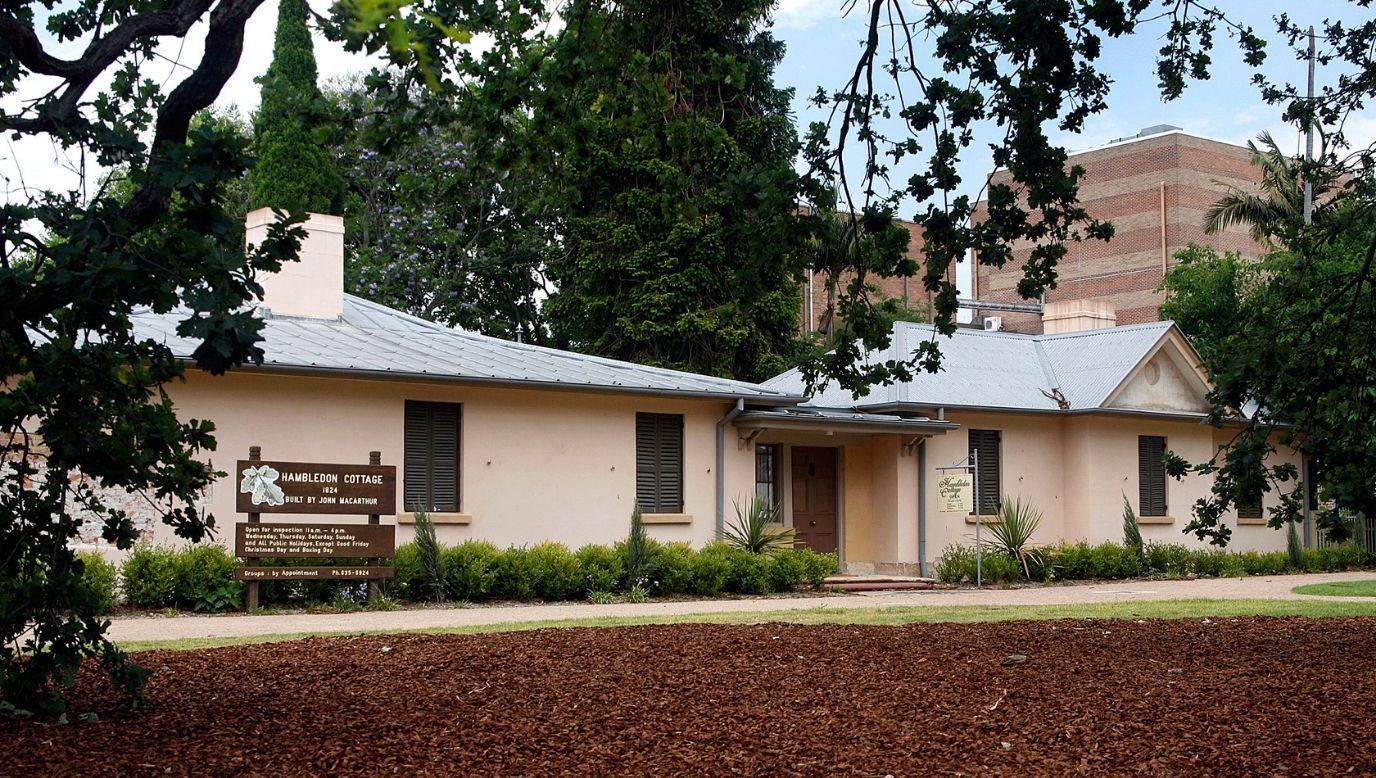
[131,295,802,403]
[763,320,1198,414]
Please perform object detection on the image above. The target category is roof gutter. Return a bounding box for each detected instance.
[733,412,956,436]
[716,399,746,536]
[183,361,806,405]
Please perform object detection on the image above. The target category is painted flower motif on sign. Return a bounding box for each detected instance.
[239,465,286,507]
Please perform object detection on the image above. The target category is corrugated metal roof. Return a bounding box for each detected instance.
[131,295,802,402]
[763,321,1176,412]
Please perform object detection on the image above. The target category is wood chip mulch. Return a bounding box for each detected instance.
[3,616,1373,775]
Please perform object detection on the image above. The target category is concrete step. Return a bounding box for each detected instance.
[824,575,938,592]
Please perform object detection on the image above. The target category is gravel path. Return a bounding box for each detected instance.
[7,617,1375,774]
[103,570,1376,643]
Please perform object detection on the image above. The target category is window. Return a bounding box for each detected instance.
[755,444,782,510]
[635,413,683,513]
[967,429,1001,515]
[1138,435,1168,517]
[1237,487,1263,520]
[404,401,460,513]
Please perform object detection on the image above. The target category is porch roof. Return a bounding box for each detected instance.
[734,407,957,436]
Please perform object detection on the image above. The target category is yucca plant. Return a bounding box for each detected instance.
[983,495,1044,579]
[721,498,794,555]
[1122,494,1144,557]
[412,510,446,602]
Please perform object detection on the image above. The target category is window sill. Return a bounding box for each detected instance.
[1137,515,1174,525]
[642,513,692,525]
[398,512,472,525]
[964,515,1001,524]
[1237,518,1267,526]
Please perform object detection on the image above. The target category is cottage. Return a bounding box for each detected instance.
[122,209,1300,575]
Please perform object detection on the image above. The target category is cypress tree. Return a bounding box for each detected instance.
[249,0,344,214]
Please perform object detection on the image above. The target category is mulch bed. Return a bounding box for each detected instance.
[4,617,1373,775]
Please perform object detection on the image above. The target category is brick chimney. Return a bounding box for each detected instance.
[1042,299,1116,334]
[245,207,345,320]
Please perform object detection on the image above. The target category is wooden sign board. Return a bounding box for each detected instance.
[235,566,396,581]
[937,474,974,513]
[236,459,396,515]
[235,523,395,558]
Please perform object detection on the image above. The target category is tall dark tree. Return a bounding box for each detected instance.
[329,78,547,341]
[250,0,345,214]
[529,0,813,381]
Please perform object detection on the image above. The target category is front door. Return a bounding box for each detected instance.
[791,447,838,553]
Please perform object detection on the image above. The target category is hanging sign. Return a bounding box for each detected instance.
[937,474,974,513]
[235,459,396,515]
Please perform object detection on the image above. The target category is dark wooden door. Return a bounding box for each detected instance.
[791,447,838,553]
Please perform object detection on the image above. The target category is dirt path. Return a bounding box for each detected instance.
[6,617,1374,775]
[104,570,1376,644]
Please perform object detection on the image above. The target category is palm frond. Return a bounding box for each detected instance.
[721,498,794,554]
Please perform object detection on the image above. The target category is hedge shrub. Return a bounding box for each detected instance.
[652,542,697,595]
[442,540,501,601]
[527,542,582,601]
[576,543,623,594]
[77,551,119,614]
[690,543,732,596]
[121,544,179,608]
[936,538,1375,585]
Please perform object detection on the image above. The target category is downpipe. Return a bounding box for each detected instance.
[716,399,745,536]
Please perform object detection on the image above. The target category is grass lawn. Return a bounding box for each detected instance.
[1293,579,1376,597]
[119,596,1376,653]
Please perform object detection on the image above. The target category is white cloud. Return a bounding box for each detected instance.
[773,0,843,31]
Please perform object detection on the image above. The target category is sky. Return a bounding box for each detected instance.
[3,0,1368,296]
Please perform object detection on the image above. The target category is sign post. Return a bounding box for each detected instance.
[236,448,397,608]
[936,453,983,588]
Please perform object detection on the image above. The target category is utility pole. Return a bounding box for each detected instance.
[1303,26,1316,225]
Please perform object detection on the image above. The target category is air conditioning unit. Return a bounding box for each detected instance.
[984,316,1003,332]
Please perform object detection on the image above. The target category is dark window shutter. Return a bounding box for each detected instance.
[1138,435,1167,517]
[404,401,461,513]
[636,413,683,513]
[968,429,1001,515]
[1237,488,1263,520]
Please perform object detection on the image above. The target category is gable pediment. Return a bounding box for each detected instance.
[1104,335,1210,414]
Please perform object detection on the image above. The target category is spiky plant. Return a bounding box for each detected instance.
[984,495,1043,579]
[412,510,445,602]
[1122,493,1144,557]
[721,498,795,555]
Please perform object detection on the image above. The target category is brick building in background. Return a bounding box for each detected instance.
[801,217,955,338]
[970,127,1266,333]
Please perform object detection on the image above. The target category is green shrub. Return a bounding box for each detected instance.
[652,542,697,596]
[1122,494,1144,556]
[387,542,421,600]
[980,553,1024,584]
[798,550,839,588]
[527,542,583,601]
[724,548,771,594]
[1237,550,1289,576]
[174,544,242,612]
[121,544,179,608]
[690,543,732,596]
[935,544,976,584]
[1144,542,1194,577]
[493,546,538,600]
[1047,541,1143,580]
[766,549,809,592]
[77,551,119,613]
[442,540,501,601]
[1287,521,1304,570]
[984,494,1044,578]
[1191,549,1244,578]
[1302,543,1370,573]
[575,544,623,594]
